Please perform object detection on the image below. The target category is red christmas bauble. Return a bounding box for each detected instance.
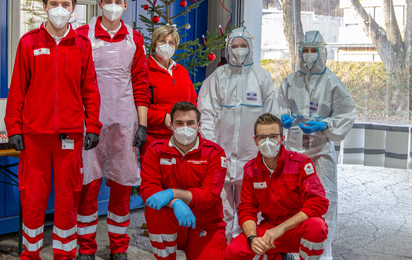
[208,53,216,61]
[189,0,196,2]
[180,0,187,7]
[152,16,160,23]
[143,4,149,10]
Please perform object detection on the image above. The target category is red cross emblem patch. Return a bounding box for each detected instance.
[304,163,315,175]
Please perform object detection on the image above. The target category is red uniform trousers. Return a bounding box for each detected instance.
[77,179,132,255]
[145,207,227,260]
[19,134,83,260]
[139,132,171,162]
[225,217,328,260]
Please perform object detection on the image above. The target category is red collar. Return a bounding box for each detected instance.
[255,145,287,174]
[161,133,203,156]
[94,16,128,40]
[149,55,178,73]
[40,22,76,43]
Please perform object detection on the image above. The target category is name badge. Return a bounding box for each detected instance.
[160,158,176,165]
[254,182,267,189]
[33,48,50,56]
[187,160,208,165]
[62,139,74,150]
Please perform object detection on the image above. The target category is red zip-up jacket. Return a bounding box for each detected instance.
[238,146,329,227]
[141,135,227,229]
[147,56,197,135]
[76,17,150,107]
[5,24,102,136]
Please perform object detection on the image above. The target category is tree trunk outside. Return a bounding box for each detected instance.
[282,0,303,71]
[350,0,402,74]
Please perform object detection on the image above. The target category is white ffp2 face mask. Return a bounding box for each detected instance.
[303,53,319,71]
[258,138,281,158]
[173,126,198,146]
[232,47,249,64]
[156,44,175,60]
[48,6,71,29]
[102,3,124,22]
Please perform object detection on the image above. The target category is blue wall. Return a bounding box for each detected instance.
[0,0,8,98]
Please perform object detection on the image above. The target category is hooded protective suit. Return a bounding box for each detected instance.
[198,27,278,240]
[278,31,356,260]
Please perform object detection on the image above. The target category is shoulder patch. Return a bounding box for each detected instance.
[304,162,315,175]
[221,157,227,168]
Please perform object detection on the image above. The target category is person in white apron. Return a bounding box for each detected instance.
[278,31,356,260]
[198,27,279,242]
[75,1,151,259]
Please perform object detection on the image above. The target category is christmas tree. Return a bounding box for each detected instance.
[136,0,240,87]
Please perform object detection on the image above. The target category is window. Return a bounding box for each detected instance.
[8,0,99,86]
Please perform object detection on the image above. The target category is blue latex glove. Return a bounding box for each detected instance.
[172,199,196,229]
[298,121,327,134]
[281,115,293,129]
[146,189,174,210]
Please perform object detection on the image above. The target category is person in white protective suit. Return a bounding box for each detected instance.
[198,26,279,241]
[75,0,151,259]
[278,30,356,260]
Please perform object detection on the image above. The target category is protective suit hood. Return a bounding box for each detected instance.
[299,31,327,75]
[226,26,254,67]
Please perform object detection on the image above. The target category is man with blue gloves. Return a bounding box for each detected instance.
[140,102,228,260]
[278,31,356,260]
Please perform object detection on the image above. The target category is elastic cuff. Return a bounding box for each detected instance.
[172,199,182,208]
[86,126,101,136]
[300,208,315,218]
[7,128,22,136]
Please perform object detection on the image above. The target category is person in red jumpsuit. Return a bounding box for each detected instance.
[5,0,101,259]
[75,1,150,259]
[225,113,329,260]
[139,25,197,161]
[140,101,227,260]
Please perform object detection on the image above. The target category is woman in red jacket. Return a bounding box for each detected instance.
[140,25,197,160]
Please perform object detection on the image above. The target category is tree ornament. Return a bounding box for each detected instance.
[143,4,149,10]
[189,0,196,2]
[208,53,216,61]
[185,23,191,30]
[180,0,187,7]
[152,16,160,23]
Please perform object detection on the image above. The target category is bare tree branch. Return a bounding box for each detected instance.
[350,0,402,73]
[382,0,402,54]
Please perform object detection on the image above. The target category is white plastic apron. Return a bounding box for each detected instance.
[82,17,140,186]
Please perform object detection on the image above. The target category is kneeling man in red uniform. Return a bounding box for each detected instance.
[140,101,227,260]
[225,113,329,260]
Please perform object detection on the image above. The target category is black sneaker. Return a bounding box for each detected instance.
[281,253,294,260]
[110,253,129,260]
[75,255,95,260]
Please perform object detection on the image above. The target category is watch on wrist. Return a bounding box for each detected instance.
[247,235,257,247]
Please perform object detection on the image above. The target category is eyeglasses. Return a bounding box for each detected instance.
[255,134,282,142]
[157,40,176,48]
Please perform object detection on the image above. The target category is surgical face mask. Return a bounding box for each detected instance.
[258,138,281,158]
[303,53,318,70]
[173,125,198,146]
[232,47,249,64]
[156,44,175,60]
[48,6,71,29]
[102,3,124,22]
